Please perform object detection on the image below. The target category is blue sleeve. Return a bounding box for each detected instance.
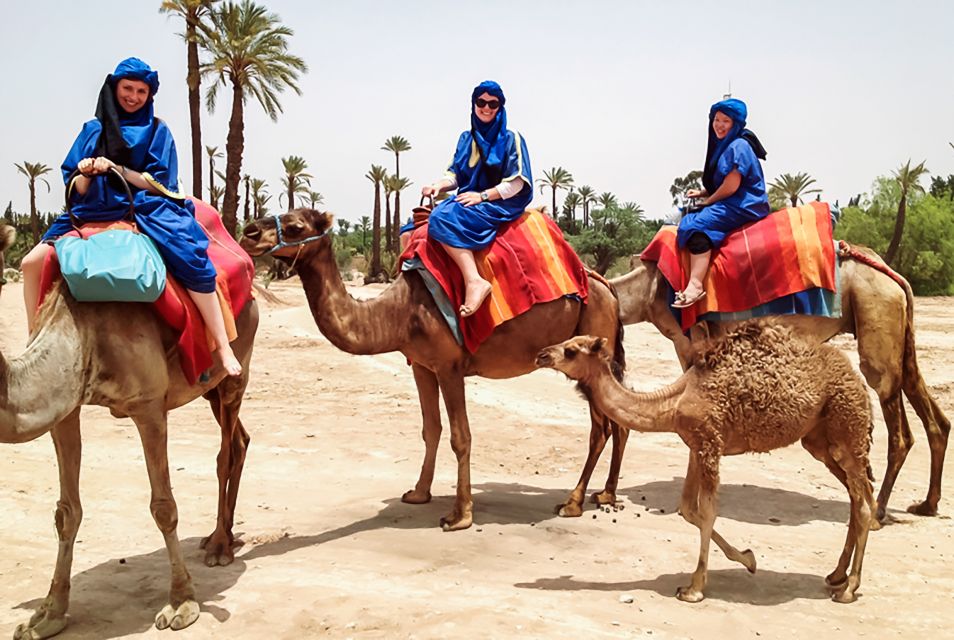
[447,131,472,181]
[143,120,180,190]
[502,130,532,186]
[718,139,756,180]
[61,120,102,183]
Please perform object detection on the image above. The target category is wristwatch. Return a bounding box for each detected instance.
[480,191,489,202]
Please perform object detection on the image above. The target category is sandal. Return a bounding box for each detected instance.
[672,289,706,309]
[460,281,493,318]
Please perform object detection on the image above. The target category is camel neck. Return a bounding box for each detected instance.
[295,250,410,355]
[583,363,686,433]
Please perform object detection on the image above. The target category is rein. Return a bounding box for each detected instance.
[837,240,908,289]
[266,214,331,255]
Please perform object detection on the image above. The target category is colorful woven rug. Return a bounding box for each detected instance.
[39,198,254,384]
[400,209,590,353]
[640,201,838,331]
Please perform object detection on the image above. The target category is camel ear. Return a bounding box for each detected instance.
[588,336,606,353]
[308,210,335,234]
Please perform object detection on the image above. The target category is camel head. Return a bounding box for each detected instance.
[240,208,335,261]
[535,335,610,381]
[0,224,15,252]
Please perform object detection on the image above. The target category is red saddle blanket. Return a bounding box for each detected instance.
[38,198,254,384]
[640,201,837,331]
[399,209,590,353]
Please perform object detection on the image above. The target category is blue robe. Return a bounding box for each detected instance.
[426,129,533,250]
[45,118,217,293]
[677,138,770,249]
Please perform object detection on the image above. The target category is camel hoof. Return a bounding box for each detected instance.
[439,513,473,532]
[740,549,757,574]
[13,614,67,640]
[824,574,847,590]
[555,502,583,517]
[907,500,938,517]
[675,586,705,603]
[869,517,883,532]
[589,490,617,505]
[831,588,858,604]
[200,534,236,567]
[155,600,200,631]
[401,489,432,505]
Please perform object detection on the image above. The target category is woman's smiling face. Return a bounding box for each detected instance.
[712,111,734,139]
[473,92,500,124]
[115,78,150,113]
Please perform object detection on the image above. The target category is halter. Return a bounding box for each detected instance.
[265,213,331,255]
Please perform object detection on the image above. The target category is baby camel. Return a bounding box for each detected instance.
[535,320,875,603]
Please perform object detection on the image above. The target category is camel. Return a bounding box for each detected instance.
[0,224,14,299]
[3,280,258,638]
[240,208,625,531]
[535,322,875,604]
[593,251,950,521]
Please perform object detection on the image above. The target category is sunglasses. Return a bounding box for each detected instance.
[475,98,500,110]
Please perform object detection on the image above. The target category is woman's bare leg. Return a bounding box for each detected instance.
[679,250,711,304]
[187,289,242,376]
[22,243,53,332]
[442,244,492,317]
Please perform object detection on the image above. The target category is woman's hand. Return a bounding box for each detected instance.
[455,191,482,207]
[78,157,116,176]
[422,183,442,197]
[685,188,706,199]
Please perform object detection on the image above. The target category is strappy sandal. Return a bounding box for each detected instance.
[672,289,706,309]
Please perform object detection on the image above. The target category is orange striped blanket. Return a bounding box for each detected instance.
[640,202,837,331]
[399,209,590,353]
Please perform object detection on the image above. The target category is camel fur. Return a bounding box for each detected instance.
[3,282,258,638]
[240,208,626,530]
[536,321,876,603]
[603,255,950,521]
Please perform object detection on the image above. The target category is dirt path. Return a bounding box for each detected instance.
[1,281,952,639]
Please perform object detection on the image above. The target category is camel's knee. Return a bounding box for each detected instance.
[150,498,180,534]
[54,501,82,541]
[449,431,471,457]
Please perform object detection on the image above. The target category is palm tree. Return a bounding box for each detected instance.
[386,175,413,250]
[536,167,574,222]
[242,173,250,226]
[365,164,388,278]
[280,155,312,211]
[383,174,395,250]
[209,184,225,210]
[768,172,822,209]
[307,190,324,208]
[253,190,272,217]
[198,0,307,234]
[358,215,371,251]
[620,201,645,221]
[669,170,703,207]
[382,135,411,246]
[159,0,218,196]
[577,185,596,228]
[336,218,351,234]
[205,145,223,200]
[250,178,268,218]
[884,159,929,266]
[14,161,52,243]
[597,191,617,210]
[562,191,582,232]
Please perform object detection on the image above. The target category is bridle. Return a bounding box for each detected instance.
[265,213,331,270]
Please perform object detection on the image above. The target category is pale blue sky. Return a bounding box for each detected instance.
[2,1,953,225]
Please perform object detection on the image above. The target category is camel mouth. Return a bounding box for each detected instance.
[238,236,273,257]
[534,351,554,368]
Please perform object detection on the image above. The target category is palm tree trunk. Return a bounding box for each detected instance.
[286,179,294,212]
[371,183,382,278]
[187,23,203,198]
[243,178,250,227]
[393,190,401,251]
[384,192,392,253]
[208,156,215,200]
[790,195,798,207]
[222,81,244,235]
[29,181,39,244]
[551,186,557,221]
[884,191,908,266]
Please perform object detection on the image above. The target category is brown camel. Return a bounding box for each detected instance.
[536,322,875,604]
[3,283,258,638]
[0,224,14,299]
[595,252,950,521]
[240,208,625,530]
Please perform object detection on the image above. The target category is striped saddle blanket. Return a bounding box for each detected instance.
[400,209,590,353]
[640,201,839,331]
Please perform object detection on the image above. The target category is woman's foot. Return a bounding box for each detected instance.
[216,345,243,377]
[460,278,492,317]
[672,284,706,309]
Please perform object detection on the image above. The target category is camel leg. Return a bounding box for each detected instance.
[436,372,473,531]
[902,377,951,516]
[200,383,250,567]
[828,444,873,604]
[591,420,630,506]
[14,410,82,640]
[403,364,441,504]
[676,448,720,603]
[679,450,756,573]
[556,403,610,517]
[873,392,913,521]
[131,406,200,631]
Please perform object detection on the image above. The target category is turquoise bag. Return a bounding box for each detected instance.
[55,167,167,303]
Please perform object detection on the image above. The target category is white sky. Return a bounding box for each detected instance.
[2,1,953,225]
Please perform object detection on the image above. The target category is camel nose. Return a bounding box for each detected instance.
[242,223,261,240]
[535,350,553,367]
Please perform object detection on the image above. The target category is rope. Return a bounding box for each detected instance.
[837,240,908,289]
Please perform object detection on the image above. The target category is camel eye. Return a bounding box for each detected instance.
[563,347,577,359]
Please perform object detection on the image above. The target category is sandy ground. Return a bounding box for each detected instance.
[1,279,952,640]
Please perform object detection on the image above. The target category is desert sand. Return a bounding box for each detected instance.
[1,279,952,639]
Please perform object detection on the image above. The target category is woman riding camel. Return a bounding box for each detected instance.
[420,80,533,317]
[675,97,769,308]
[20,57,241,376]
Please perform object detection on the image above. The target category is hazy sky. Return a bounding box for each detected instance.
[2,1,953,225]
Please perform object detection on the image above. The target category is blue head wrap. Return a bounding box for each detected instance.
[470,80,508,168]
[701,98,767,193]
[94,57,160,167]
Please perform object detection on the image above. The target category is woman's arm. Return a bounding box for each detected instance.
[703,170,741,206]
[72,156,162,196]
